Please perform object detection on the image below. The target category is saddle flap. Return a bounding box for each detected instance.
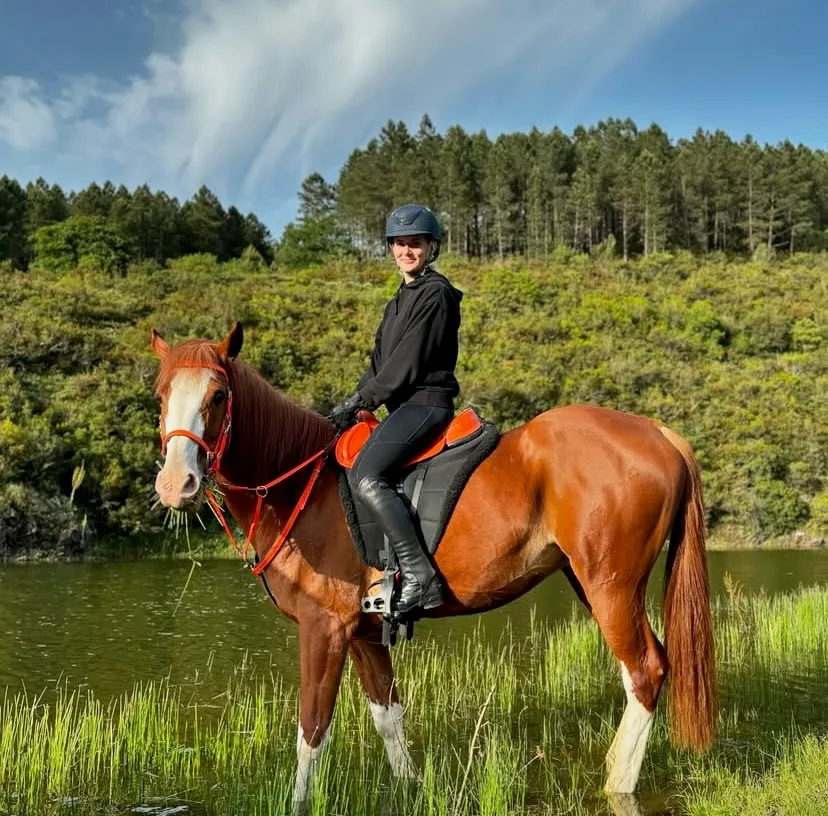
[335,407,484,470]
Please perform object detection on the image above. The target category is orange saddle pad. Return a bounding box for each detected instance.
[335,407,483,470]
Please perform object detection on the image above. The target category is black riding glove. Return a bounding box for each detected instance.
[328,391,365,430]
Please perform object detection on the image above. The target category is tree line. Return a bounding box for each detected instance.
[0,178,273,270]
[282,115,828,263]
[4,116,827,273]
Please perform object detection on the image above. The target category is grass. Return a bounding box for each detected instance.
[685,734,828,815]
[1,582,828,815]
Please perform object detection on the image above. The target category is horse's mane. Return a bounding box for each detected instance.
[156,339,335,484]
[227,357,335,482]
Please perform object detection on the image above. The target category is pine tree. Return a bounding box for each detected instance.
[484,135,513,260]
[411,114,443,211]
[739,136,766,253]
[298,173,338,222]
[72,181,116,218]
[223,206,248,260]
[243,213,274,263]
[757,146,784,250]
[709,131,738,251]
[181,186,226,258]
[776,141,815,253]
[0,176,28,268]
[25,178,69,236]
[440,125,477,256]
[338,141,393,257]
[545,128,575,249]
[378,119,418,205]
[508,132,533,256]
[568,166,599,252]
[602,119,638,259]
[675,129,713,252]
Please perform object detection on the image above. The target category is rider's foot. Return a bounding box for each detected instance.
[394,572,444,616]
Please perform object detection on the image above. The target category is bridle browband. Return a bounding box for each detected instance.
[158,358,335,576]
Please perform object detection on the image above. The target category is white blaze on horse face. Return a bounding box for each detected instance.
[604,664,654,794]
[292,721,331,807]
[155,369,211,506]
[369,701,419,780]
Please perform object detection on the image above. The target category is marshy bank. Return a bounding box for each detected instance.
[1,561,828,815]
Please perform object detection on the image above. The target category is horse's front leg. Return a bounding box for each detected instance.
[292,615,349,813]
[349,635,419,781]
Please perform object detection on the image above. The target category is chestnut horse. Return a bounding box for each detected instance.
[151,321,717,811]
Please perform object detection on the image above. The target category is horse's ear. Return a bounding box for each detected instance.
[151,328,170,359]
[217,321,244,362]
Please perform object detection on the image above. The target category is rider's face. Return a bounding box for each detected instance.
[391,235,433,278]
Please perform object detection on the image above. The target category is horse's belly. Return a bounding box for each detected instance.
[443,534,567,613]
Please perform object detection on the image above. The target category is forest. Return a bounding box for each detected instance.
[288,115,828,263]
[0,177,273,271]
[2,116,828,271]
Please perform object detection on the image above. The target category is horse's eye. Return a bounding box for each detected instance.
[213,390,226,405]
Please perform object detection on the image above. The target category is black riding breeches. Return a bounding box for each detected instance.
[348,403,453,498]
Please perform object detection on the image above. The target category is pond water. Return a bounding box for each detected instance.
[1,549,827,701]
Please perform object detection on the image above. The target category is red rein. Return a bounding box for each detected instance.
[160,361,332,576]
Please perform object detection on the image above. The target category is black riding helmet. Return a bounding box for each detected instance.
[385,203,442,261]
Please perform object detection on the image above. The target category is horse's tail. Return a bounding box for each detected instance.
[658,425,718,752]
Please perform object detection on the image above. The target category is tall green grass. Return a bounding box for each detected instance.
[1,582,827,815]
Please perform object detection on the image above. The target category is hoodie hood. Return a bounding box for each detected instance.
[395,267,463,312]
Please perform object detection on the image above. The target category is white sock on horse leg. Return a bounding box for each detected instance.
[369,701,419,780]
[604,664,654,794]
[292,721,331,806]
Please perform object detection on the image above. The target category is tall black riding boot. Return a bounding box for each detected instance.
[356,475,444,616]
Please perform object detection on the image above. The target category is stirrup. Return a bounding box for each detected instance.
[361,571,396,616]
[361,571,415,646]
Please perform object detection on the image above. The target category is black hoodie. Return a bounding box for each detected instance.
[357,268,463,414]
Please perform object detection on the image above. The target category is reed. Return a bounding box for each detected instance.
[0,582,826,814]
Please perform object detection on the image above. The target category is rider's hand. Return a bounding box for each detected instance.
[328,392,365,430]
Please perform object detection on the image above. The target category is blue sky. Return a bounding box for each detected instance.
[1,0,825,239]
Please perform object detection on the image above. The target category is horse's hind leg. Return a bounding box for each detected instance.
[604,598,666,793]
[570,569,668,794]
[349,636,419,780]
[563,564,592,614]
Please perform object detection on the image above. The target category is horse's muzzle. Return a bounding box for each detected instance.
[155,467,201,508]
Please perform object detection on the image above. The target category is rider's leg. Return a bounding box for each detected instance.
[349,403,452,615]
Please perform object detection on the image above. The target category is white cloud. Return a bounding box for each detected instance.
[0,0,695,202]
[0,77,57,150]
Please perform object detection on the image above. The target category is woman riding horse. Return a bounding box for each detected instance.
[329,203,462,617]
[151,263,717,810]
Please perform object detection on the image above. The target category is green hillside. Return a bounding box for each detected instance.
[1,250,826,557]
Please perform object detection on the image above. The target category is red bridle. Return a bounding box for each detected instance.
[158,359,334,576]
[160,361,233,478]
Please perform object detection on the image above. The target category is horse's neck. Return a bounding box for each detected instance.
[220,361,334,489]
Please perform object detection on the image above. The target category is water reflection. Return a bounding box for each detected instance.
[606,793,645,816]
[1,550,827,700]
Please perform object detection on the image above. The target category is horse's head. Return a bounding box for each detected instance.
[151,321,244,508]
